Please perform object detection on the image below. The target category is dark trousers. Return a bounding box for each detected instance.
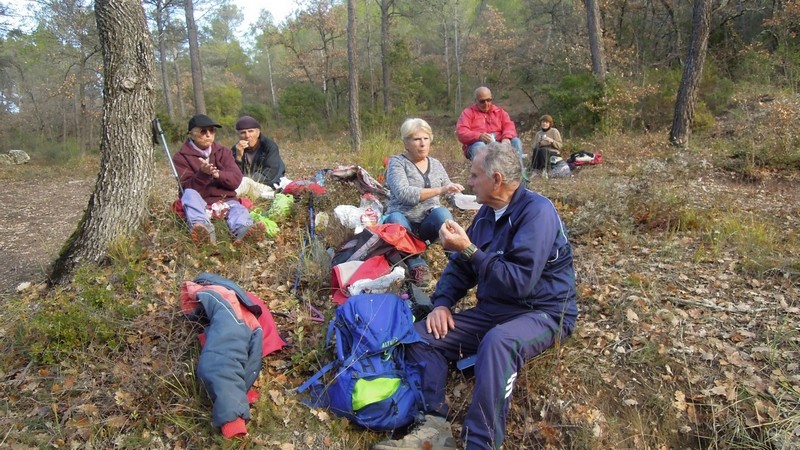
[406,306,571,450]
[531,146,557,171]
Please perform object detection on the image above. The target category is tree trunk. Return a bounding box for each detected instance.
[657,0,682,64]
[348,0,362,152]
[172,46,186,118]
[585,0,607,79]
[184,0,206,114]
[266,46,277,107]
[365,0,376,110]
[443,18,451,106]
[454,0,462,113]
[50,0,156,284]
[154,0,174,121]
[669,0,711,147]
[380,0,392,114]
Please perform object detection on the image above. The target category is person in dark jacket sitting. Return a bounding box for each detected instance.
[372,142,578,450]
[231,115,286,189]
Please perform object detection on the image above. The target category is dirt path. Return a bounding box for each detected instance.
[0,173,93,295]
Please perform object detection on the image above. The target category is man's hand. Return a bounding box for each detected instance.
[541,135,551,144]
[235,140,248,159]
[439,220,472,252]
[426,306,455,339]
[479,132,494,144]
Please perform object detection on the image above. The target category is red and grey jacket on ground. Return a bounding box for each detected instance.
[180,273,285,438]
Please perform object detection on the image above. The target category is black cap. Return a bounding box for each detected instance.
[187,114,222,132]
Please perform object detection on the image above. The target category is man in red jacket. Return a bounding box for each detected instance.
[172,114,265,245]
[456,87,523,160]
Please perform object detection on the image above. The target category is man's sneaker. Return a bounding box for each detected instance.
[234,221,266,246]
[372,415,456,450]
[191,223,216,245]
[410,265,432,289]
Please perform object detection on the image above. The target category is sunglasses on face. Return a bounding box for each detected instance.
[198,128,216,136]
[477,98,493,104]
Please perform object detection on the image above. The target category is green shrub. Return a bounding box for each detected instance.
[692,101,716,133]
[239,103,278,131]
[701,72,735,115]
[388,39,424,115]
[279,83,327,139]
[541,72,605,137]
[36,137,95,165]
[637,68,682,130]
[206,82,244,127]
[17,266,142,365]
[154,112,183,145]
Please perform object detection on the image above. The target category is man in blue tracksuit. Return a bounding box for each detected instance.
[373,142,578,450]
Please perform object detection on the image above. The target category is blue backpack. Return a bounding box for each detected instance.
[298,293,425,431]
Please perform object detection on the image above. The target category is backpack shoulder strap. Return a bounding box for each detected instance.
[297,317,343,396]
[296,360,336,394]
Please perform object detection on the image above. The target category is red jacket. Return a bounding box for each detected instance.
[172,140,243,203]
[456,103,518,155]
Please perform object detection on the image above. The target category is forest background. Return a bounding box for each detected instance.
[0,0,798,449]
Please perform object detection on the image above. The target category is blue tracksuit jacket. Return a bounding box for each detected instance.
[431,185,577,327]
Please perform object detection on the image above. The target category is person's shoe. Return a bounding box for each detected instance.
[372,415,456,450]
[191,223,216,245]
[410,265,432,289]
[234,221,266,246]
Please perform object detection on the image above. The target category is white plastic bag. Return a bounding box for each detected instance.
[453,194,481,210]
[334,205,364,231]
[348,266,406,296]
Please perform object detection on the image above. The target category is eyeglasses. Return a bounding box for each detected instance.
[198,128,216,136]
[477,98,493,104]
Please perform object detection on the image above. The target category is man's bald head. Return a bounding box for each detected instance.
[474,87,493,112]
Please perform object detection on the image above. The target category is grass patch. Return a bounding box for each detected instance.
[14,266,143,365]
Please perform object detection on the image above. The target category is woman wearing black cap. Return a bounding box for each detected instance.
[231,115,286,189]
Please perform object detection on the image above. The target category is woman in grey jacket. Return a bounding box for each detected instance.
[384,118,464,287]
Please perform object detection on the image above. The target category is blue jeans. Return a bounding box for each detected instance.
[467,137,523,160]
[181,188,253,238]
[382,207,453,269]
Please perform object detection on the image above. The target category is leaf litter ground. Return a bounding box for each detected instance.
[0,138,798,449]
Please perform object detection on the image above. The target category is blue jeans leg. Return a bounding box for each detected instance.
[418,207,453,244]
[226,200,253,238]
[510,137,523,159]
[467,141,488,160]
[181,189,211,228]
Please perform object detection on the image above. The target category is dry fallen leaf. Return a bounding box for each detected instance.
[269,389,285,406]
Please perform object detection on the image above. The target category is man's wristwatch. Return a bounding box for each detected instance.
[459,244,477,261]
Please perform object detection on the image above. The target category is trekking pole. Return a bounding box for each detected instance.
[292,192,325,323]
[151,118,183,195]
